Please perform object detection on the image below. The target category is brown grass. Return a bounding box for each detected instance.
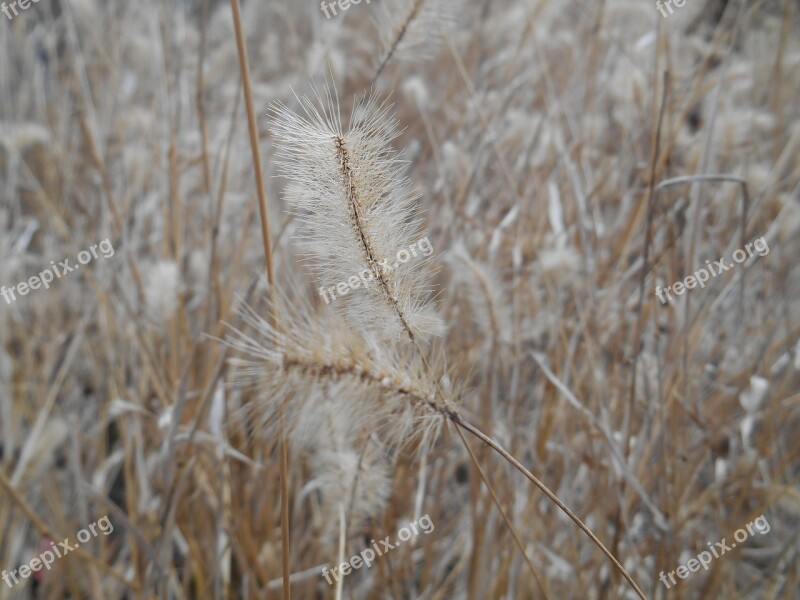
[0,0,798,599]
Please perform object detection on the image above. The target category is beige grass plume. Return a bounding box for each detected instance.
[226,290,450,451]
[268,83,441,343]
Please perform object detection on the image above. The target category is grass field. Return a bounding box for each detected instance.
[1,0,799,598]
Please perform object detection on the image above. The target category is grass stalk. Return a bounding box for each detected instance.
[228,3,286,600]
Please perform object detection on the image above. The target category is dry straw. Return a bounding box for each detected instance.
[2,1,797,598]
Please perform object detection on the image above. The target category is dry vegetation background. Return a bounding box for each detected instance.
[1,0,799,598]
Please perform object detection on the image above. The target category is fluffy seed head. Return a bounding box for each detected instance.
[224,290,451,452]
[269,83,441,342]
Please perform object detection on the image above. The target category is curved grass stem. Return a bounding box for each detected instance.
[451,414,648,600]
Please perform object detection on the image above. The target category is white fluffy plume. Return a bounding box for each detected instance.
[224,291,449,451]
[268,84,441,342]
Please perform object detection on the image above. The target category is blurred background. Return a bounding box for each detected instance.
[0,0,799,598]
